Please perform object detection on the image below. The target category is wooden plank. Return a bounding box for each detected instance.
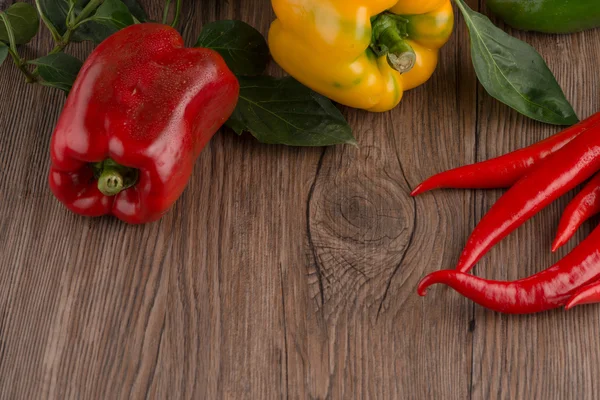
[1,0,599,398]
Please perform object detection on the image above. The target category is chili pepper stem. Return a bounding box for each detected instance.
[370,13,416,74]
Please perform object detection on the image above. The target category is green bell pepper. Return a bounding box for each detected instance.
[487,0,600,34]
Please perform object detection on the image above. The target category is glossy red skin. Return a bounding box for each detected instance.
[418,224,600,314]
[565,280,600,309]
[455,123,600,273]
[553,172,600,251]
[49,23,239,224]
[411,112,600,196]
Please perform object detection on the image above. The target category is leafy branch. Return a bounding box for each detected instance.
[51,0,105,53]
[0,3,39,82]
[0,0,147,91]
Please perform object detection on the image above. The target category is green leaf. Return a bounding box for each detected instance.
[30,53,83,92]
[73,0,134,44]
[196,20,269,76]
[454,0,578,125]
[0,42,8,65]
[0,3,40,45]
[227,76,356,147]
[118,0,147,22]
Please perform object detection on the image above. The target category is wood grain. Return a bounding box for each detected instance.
[1,0,599,398]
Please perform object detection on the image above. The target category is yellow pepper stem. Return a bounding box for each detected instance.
[370,13,416,74]
[381,32,416,73]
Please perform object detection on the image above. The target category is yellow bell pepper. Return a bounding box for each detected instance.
[269,0,454,112]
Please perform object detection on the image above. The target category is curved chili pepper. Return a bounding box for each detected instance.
[455,122,600,273]
[552,172,600,251]
[418,224,600,314]
[565,280,600,309]
[411,112,600,196]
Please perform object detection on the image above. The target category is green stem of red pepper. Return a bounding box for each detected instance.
[93,159,139,197]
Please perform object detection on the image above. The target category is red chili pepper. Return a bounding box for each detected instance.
[418,224,600,314]
[455,122,600,273]
[565,280,600,309]
[552,172,600,251]
[49,24,239,224]
[411,112,600,196]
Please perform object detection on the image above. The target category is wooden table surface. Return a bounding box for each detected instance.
[2,0,600,398]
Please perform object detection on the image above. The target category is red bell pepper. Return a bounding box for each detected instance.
[49,23,239,223]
